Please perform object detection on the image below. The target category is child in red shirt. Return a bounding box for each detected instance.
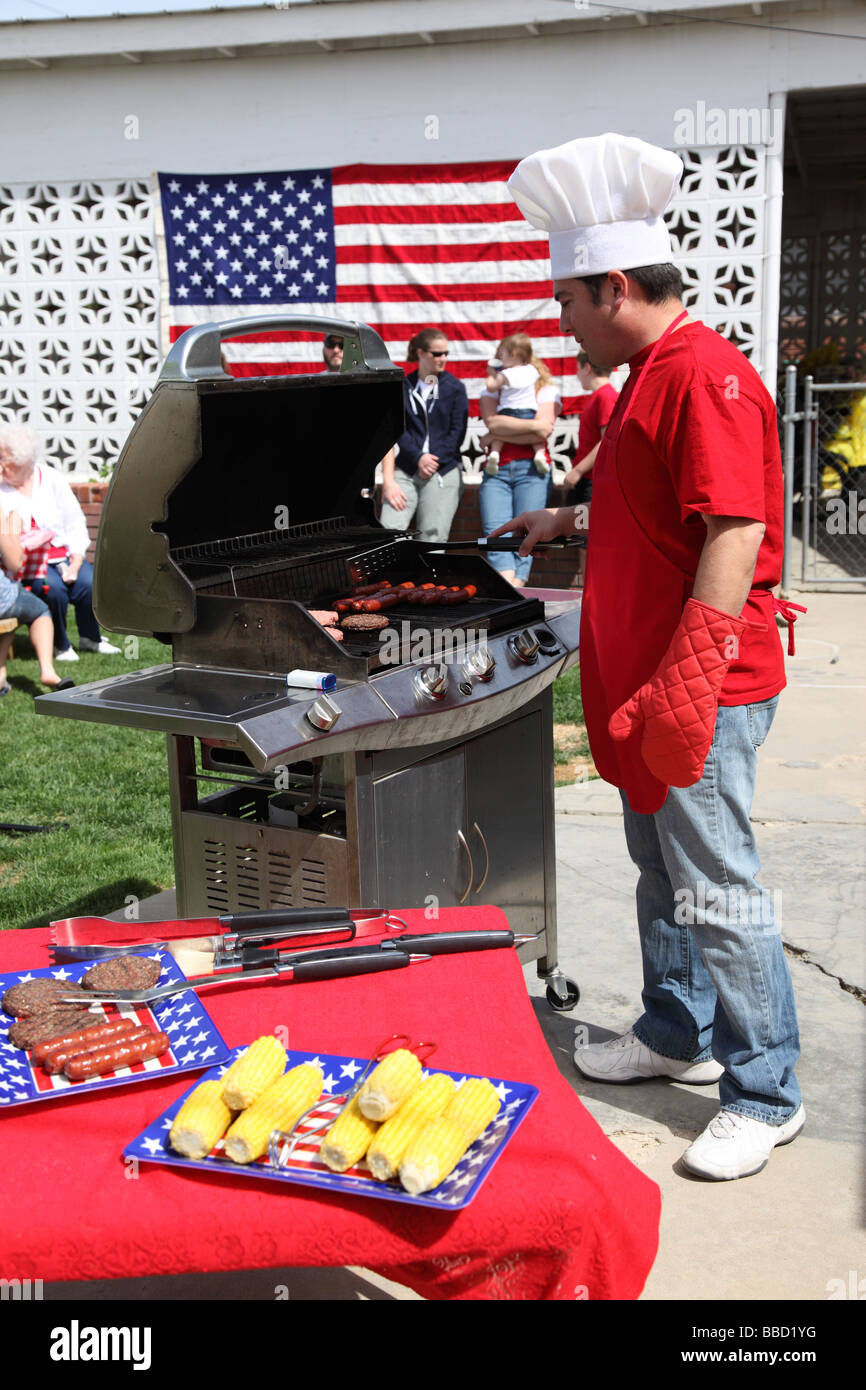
[564,352,618,504]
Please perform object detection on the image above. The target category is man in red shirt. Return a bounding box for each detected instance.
[497,133,804,1182]
[563,352,618,502]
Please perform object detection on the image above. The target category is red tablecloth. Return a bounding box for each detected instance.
[0,909,659,1300]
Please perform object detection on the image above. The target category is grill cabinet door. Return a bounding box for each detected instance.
[370,745,468,909]
[464,711,548,932]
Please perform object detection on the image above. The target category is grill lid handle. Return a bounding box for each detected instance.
[158,315,393,382]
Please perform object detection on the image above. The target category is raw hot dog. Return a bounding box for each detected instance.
[64,1029,171,1079]
[34,1016,140,1067]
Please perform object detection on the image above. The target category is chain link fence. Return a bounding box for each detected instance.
[781,366,866,589]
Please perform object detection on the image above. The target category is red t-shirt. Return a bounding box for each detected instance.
[575,382,618,463]
[612,321,785,704]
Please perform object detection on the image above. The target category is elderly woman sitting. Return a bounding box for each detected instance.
[0,424,119,662]
[0,509,71,693]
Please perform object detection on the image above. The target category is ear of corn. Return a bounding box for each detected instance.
[357,1048,422,1121]
[442,1077,501,1145]
[224,1062,323,1164]
[319,1095,380,1173]
[397,1078,501,1195]
[366,1072,456,1182]
[220,1035,287,1111]
[398,1115,477,1195]
[169,1080,233,1159]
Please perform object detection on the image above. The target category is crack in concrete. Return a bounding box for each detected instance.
[783,940,866,1004]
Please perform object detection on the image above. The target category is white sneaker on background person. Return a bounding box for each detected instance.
[682,1105,806,1180]
[78,636,121,654]
[54,646,79,662]
[574,1026,724,1084]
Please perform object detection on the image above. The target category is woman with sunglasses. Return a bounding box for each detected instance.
[379,328,468,542]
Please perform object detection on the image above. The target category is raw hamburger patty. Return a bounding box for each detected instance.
[81,956,162,992]
[340,613,390,631]
[9,1008,104,1051]
[2,977,89,1018]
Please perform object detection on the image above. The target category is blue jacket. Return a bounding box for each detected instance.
[395,370,469,478]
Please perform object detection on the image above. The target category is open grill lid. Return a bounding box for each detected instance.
[92,315,405,637]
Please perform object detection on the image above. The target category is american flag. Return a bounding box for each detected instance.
[156,162,578,411]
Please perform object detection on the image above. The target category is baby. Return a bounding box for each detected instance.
[482,346,550,478]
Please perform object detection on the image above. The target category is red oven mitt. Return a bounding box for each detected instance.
[608,598,748,789]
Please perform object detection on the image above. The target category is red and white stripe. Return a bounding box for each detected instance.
[167,160,581,412]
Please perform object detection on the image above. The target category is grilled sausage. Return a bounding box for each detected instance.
[351,580,392,596]
[34,1015,140,1066]
[362,591,401,612]
[64,1029,171,1079]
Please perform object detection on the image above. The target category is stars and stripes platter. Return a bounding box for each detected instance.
[125,1046,539,1211]
[0,952,230,1108]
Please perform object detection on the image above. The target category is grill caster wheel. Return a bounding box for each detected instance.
[545,976,580,1012]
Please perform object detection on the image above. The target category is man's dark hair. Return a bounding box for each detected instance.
[324,334,344,349]
[578,264,684,306]
[577,350,610,375]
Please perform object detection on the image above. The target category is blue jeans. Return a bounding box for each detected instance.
[621,697,802,1124]
[43,559,101,650]
[478,457,551,583]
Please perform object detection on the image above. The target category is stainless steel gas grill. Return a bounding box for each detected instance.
[37,316,581,1010]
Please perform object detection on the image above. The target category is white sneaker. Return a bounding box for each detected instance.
[533,453,551,476]
[574,1027,724,1085]
[485,455,500,477]
[78,637,121,654]
[682,1105,805,1180]
[54,647,79,662]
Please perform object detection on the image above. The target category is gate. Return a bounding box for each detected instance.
[781,365,866,589]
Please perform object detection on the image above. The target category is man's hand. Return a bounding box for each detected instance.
[417,453,439,479]
[60,556,83,585]
[487,505,578,557]
[563,464,583,489]
[382,480,408,511]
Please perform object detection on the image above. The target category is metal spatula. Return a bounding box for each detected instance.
[61,944,428,1006]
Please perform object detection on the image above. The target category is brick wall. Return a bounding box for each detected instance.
[72,480,583,590]
[70,480,110,561]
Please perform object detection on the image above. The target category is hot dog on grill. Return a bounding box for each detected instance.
[34,1016,140,1067]
[351,580,392,596]
[362,590,401,612]
[64,1029,171,1079]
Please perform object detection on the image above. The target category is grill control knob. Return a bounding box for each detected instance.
[414,663,448,701]
[464,645,496,683]
[508,628,540,664]
[306,694,341,731]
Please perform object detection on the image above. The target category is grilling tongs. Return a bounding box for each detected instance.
[50,906,406,955]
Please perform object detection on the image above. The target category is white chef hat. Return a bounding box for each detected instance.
[508,133,683,279]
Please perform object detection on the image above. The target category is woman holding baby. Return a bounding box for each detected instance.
[478,333,560,587]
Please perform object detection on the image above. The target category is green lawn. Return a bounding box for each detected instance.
[1,633,590,932]
[551,664,583,726]
[0,621,174,932]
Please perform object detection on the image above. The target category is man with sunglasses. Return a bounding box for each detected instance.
[380,329,468,543]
